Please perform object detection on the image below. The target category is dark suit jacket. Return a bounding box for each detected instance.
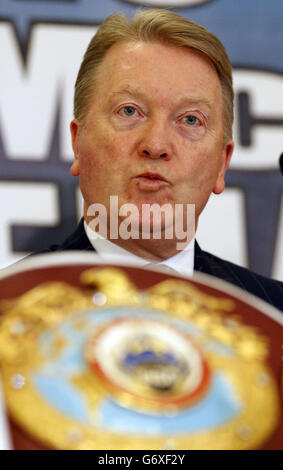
[37,218,283,311]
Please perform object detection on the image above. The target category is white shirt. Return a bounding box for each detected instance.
[84,220,194,277]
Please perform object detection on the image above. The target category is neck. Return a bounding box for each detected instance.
[107,236,190,262]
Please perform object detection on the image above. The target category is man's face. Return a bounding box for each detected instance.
[71,40,234,233]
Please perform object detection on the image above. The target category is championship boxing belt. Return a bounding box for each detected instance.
[0,253,282,450]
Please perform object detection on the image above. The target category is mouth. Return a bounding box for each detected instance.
[134,172,170,192]
[136,172,168,183]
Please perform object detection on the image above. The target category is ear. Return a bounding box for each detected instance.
[70,119,80,176]
[213,140,234,195]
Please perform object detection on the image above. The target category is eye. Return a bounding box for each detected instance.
[184,115,200,126]
[119,106,137,117]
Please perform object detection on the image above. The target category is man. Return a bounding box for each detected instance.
[39,9,282,310]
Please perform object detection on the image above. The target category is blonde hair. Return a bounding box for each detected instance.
[74,9,234,142]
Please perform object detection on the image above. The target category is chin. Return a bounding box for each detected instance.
[140,210,175,239]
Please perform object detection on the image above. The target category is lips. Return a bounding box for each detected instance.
[136,172,168,183]
[133,172,170,192]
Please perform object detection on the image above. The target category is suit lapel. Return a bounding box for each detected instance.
[61,218,94,251]
[194,241,246,289]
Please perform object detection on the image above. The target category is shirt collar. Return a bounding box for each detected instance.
[84,220,195,277]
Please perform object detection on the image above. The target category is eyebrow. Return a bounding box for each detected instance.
[108,87,213,111]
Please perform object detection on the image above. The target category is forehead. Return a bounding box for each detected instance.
[93,40,222,107]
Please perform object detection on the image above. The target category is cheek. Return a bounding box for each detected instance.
[79,139,110,178]
[78,137,131,201]
[177,142,223,201]
[82,132,130,173]
[181,139,223,178]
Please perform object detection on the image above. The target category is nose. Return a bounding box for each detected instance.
[137,118,172,160]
